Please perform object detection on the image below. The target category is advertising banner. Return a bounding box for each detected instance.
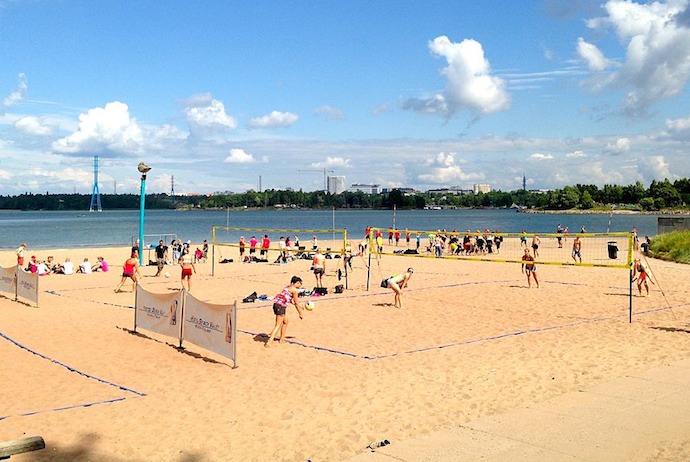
[0,266,17,297]
[15,269,38,306]
[134,285,183,342]
[182,292,236,365]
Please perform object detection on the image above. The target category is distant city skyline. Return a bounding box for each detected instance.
[2,1,690,196]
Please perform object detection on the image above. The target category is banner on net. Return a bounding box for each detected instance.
[16,269,38,307]
[0,265,17,297]
[134,285,183,342]
[182,292,236,365]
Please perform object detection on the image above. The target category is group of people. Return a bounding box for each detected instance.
[15,243,108,276]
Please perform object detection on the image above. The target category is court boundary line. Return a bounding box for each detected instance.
[0,330,147,421]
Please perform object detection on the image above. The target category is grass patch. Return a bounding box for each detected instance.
[649,230,690,264]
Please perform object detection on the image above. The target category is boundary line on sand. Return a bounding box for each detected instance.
[0,330,147,421]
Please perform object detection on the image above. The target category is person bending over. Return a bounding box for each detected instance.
[265,276,304,347]
[383,268,414,308]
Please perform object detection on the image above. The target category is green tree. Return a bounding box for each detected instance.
[579,190,595,209]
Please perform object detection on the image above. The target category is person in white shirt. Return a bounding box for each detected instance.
[78,258,92,274]
[36,261,50,276]
[56,258,74,275]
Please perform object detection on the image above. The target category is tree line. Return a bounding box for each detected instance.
[0,178,688,211]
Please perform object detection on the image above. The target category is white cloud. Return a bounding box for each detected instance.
[248,110,299,128]
[0,169,11,180]
[603,137,631,155]
[51,101,145,155]
[578,161,625,185]
[417,152,483,183]
[314,105,345,121]
[404,36,510,118]
[311,156,352,169]
[665,114,690,132]
[583,0,690,115]
[372,102,391,115]
[3,73,27,107]
[639,154,671,179]
[30,166,91,184]
[566,150,588,158]
[530,153,554,160]
[224,148,256,164]
[576,38,612,71]
[15,116,54,136]
[184,93,237,129]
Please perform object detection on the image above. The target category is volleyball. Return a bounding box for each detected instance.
[164,272,170,278]
[305,301,315,311]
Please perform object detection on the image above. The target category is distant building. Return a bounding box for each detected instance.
[427,187,473,195]
[327,176,347,194]
[349,183,380,194]
[473,184,491,194]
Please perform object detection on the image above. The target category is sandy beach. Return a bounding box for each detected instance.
[2,239,690,461]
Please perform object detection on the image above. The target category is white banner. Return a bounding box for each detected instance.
[15,269,38,306]
[134,285,183,342]
[182,292,236,364]
[0,266,17,297]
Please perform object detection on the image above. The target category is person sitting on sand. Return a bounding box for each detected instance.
[36,260,51,276]
[265,276,304,347]
[77,258,92,274]
[382,268,414,308]
[91,256,109,272]
[45,256,58,273]
[115,251,140,293]
[55,258,74,275]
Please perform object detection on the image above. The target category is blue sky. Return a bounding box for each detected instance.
[2,0,690,196]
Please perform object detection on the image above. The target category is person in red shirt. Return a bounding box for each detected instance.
[260,235,270,257]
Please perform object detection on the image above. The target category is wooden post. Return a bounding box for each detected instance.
[0,436,45,459]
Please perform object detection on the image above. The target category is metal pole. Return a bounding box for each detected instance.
[629,268,633,323]
[138,174,147,265]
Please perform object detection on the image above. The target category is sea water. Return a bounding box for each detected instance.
[0,208,661,250]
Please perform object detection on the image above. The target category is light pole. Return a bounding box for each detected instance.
[137,162,152,265]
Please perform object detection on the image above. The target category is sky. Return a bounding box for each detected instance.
[1,0,690,196]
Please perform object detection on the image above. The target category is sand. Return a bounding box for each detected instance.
[1,239,690,461]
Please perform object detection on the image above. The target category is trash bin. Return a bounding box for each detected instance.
[607,241,618,259]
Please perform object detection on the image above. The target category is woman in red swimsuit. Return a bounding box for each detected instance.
[115,251,141,293]
[179,250,196,291]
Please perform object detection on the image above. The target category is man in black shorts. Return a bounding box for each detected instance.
[154,240,168,277]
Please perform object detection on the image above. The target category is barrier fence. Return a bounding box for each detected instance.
[134,285,237,367]
[0,265,39,308]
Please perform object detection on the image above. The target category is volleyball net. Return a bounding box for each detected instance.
[366,227,634,282]
[211,226,348,278]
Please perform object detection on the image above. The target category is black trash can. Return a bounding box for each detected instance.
[607,241,618,259]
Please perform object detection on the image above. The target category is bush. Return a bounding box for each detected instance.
[639,197,656,211]
[649,230,690,264]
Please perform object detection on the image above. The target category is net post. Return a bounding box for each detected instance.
[627,231,634,323]
[366,229,374,291]
[211,226,216,277]
[629,267,633,323]
[343,228,349,290]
